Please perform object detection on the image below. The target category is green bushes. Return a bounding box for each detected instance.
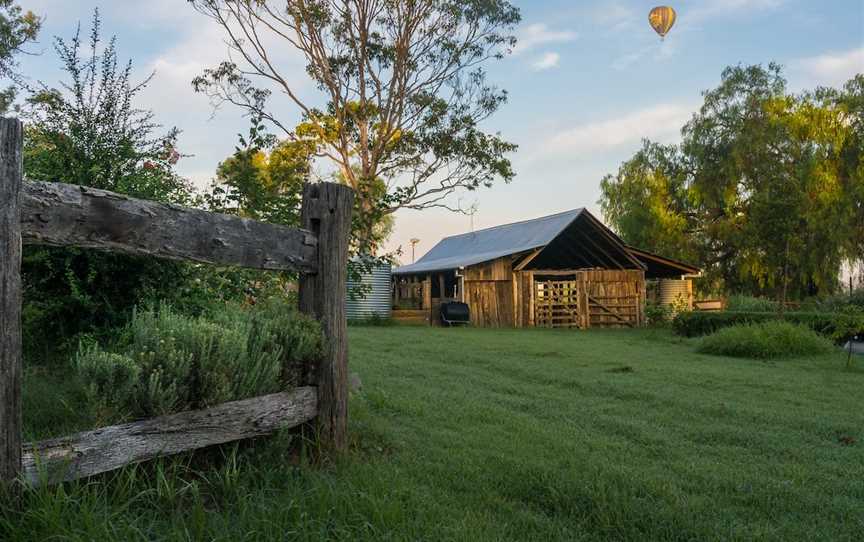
[673,309,864,342]
[725,295,780,312]
[697,321,835,359]
[644,302,672,327]
[75,300,323,420]
[348,313,396,327]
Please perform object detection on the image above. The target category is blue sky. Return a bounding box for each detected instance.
[17,1,864,263]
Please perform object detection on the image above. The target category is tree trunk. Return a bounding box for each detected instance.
[780,238,790,313]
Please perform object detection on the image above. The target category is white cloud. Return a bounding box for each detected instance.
[532,52,560,71]
[133,13,313,190]
[611,38,678,71]
[513,23,577,55]
[612,51,644,71]
[542,104,694,155]
[688,0,785,23]
[794,48,864,89]
[591,3,637,31]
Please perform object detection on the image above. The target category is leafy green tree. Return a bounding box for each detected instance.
[190,0,520,253]
[601,64,863,300]
[206,115,311,227]
[20,11,194,357]
[0,0,40,113]
[818,75,864,265]
[600,140,694,261]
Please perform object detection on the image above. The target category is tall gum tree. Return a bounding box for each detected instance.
[190,0,520,252]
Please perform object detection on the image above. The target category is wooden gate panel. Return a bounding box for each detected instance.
[534,280,585,328]
[583,270,642,328]
[531,270,645,329]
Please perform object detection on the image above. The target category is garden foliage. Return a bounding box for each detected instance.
[673,308,864,343]
[76,300,323,420]
[696,321,834,359]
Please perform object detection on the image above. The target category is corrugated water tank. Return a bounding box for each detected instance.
[346,260,392,320]
[658,278,692,310]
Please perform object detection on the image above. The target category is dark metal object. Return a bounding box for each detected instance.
[440,301,470,326]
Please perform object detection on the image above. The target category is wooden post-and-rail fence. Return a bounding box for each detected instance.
[0,118,354,487]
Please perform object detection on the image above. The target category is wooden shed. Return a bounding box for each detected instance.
[392,209,699,328]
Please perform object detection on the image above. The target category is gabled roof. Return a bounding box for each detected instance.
[394,209,583,274]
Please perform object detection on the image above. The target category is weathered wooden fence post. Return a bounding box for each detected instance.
[298,182,354,452]
[0,118,23,486]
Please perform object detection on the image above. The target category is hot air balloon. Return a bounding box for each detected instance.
[648,6,676,40]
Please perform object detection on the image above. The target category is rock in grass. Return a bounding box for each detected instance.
[349,372,363,393]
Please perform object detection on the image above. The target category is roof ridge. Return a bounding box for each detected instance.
[438,208,583,242]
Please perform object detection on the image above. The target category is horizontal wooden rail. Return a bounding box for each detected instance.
[20,181,318,273]
[22,387,317,486]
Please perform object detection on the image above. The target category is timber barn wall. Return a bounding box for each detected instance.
[461,263,645,329]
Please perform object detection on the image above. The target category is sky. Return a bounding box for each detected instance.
[16,0,864,264]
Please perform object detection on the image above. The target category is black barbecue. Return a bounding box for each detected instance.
[440,301,470,326]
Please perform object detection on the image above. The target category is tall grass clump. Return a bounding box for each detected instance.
[75,300,323,421]
[697,321,835,359]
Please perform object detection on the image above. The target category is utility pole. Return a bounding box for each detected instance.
[409,238,420,263]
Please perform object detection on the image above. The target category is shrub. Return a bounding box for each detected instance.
[75,301,323,420]
[673,310,864,343]
[348,313,396,327]
[798,289,864,313]
[233,297,325,387]
[21,12,198,360]
[644,302,672,327]
[725,295,780,312]
[76,347,141,416]
[697,321,835,359]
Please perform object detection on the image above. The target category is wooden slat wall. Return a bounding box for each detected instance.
[522,269,645,329]
[463,257,514,328]
[463,257,511,281]
[460,263,644,329]
[581,269,644,328]
[512,270,535,328]
[465,280,514,327]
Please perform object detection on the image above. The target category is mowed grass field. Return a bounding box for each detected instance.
[3,326,863,541]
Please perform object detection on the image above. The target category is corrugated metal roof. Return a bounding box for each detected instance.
[394,209,584,275]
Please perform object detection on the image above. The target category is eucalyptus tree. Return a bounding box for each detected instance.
[190,0,520,251]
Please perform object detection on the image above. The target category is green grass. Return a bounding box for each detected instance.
[4,327,863,541]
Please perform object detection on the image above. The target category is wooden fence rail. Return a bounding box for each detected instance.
[20,180,319,272]
[23,388,318,486]
[0,117,354,488]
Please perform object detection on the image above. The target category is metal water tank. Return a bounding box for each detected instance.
[659,279,692,311]
[346,260,392,320]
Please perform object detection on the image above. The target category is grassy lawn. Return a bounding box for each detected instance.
[3,326,863,541]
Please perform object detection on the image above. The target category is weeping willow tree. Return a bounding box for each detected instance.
[601,65,864,300]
